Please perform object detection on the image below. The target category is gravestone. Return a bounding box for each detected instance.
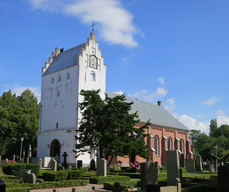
[195,155,203,172]
[43,157,52,167]
[180,154,185,167]
[218,165,229,192]
[27,157,30,164]
[57,164,65,171]
[209,164,214,172]
[51,159,57,171]
[13,155,15,161]
[97,158,107,176]
[167,150,180,186]
[164,160,167,170]
[90,159,95,170]
[23,171,36,183]
[54,154,60,163]
[77,160,83,169]
[62,152,68,169]
[0,179,6,192]
[146,184,160,192]
[38,158,42,169]
[185,159,195,173]
[19,169,31,177]
[140,161,158,190]
[112,182,121,192]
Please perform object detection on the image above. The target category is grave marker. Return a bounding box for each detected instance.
[167,150,180,186]
[140,161,158,190]
[180,154,185,167]
[218,165,229,191]
[90,159,95,170]
[23,171,36,183]
[51,159,57,171]
[185,159,195,173]
[38,158,42,169]
[195,155,203,172]
[97,158,107,176]
[77,160,82,169]
[62,152,68,169]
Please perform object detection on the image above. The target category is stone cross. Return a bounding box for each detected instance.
[62,152,68,169]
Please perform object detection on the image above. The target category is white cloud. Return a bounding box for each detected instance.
[128,87,168,103]
[114,91,124,95]
[203,96,220,105]
[216,110,229,127]
[164,97,175,111]
[4,84,41,102]
[157,77,164,85]
[178,114,210,134]
[26,0,140,47]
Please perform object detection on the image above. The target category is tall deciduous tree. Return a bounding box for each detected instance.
[209,119,218,137]
[73,90,151,165]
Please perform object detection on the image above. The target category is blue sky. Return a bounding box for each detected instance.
[1,0,229,134]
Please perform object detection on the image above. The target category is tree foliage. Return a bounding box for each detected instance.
[0,89,40,159]
[190,119,229,160]
[73,90,151,165]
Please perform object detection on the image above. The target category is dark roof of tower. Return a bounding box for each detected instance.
[106,91,189,131]
[43,43,85,76]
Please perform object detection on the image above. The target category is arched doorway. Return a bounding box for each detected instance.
[50,139,60,157]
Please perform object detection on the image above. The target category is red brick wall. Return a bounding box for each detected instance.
[112,123,194,166]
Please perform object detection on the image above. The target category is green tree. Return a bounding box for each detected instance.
[209,119,218,137]
[73,89,151,165]
[0,91,19,158]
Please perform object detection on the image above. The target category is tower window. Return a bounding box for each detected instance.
[57,75,61,82]
[90,71,96,81]
[51,77,54,84]
[57,91,60,97]
[56,122,58,129]
[67,73,70,79]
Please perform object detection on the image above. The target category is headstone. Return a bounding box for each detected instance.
[167,150,180,186]
[19,169,31,177]
[38,158,42,169]
[0,179,6,192]
[209,164,214,172]
[23,171,36,183]
[54,154,60,163]
[180,154,185,167]
[112,182,121,192]
[43,157,52,167]
[57,164,65,171]
[51,159,57,171]
[195,155,203,172]
[185,159,195,173]
[146,184,160,192]
[23,149,25,158]
[13,155,15,161]
[28,145,32,158]
[164,160,167,170]
[77,160,83,169]
[27,157,30,164]
[62,152,68,169]
[97,158,107,176]
[140,161,158,190]
[218,165,229,192]
[90,159,95,170]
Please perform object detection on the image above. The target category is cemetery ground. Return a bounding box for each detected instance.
[0,165,218,192]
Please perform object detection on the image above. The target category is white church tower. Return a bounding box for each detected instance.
[37,32,106,166]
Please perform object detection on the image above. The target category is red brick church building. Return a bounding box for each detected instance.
[107,92,194,166]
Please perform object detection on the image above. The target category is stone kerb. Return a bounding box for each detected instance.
[185,159,195,173]
[167,150,180,186]
[97,158,107,176]
[140,161,158,190]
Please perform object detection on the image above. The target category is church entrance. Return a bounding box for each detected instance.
[50,139,60,157]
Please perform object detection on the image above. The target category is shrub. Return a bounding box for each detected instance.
[108,163,122,172]
[129,161,140,172]
[5,160,16,164]
[2,163,39,178]
[64,170,82,180]
[90,176,130,184]
[41,171,68,181]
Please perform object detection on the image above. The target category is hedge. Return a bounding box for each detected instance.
[90,176,130,184]
[2,164,40,178]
